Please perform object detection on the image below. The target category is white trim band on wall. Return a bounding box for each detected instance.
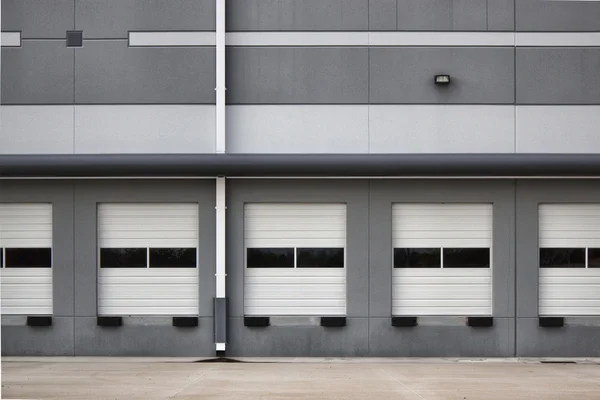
[227,32,600,47]
[128,31,216,47]
[1,32,21,47]
[227,32,370,46]
[126,31,600,48]
[227,32,514,47]
[369,32,514,47]
[516,33,600,47]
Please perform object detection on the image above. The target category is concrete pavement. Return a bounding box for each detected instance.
[2,358,600,399]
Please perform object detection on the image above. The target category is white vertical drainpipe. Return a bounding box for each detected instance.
[215,0,227,353]
[215,176,227,352]
[215,0,226,154]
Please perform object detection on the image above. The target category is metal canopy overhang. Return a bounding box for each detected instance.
[1,154,600,178]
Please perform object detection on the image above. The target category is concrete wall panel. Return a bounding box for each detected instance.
[226,48,369,104]
[226,0,368,31]
[1,0,74,38]
[1,42,74,105]
[75,0,215,38]
[226,180,369,356]
[517,318,600,357]
[74,317,214,356]
[0,181,75,317]
[75,42,215,104]
[516,106,600,153]
[74,105,215,154]
[369,317,514,357]
[488,0,515,31]
[370,48,515,104]
[1,106,74,154]
[516,0,600,32]
[227,105,369,153]
[227,317,369,356]
[396,0,487,31]
[73,181,215,317]
[369,0,397,31]
[1,317,74,356]
[515,180,600,356]
[368,180,516,319]
[516,48,600,105]
[369,105,515,153]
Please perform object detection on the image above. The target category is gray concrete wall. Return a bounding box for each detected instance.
[4,178,600,356]
[3,0,600,155]
[0,180,216,356]
[75,43,216,105]
[0,180,75,356]
[516,49,600,105]
[225,179,515,357]
[75,0,216,38]
[516,0,600,31]
[72,180,216,356]
[226,0,515,31]
[226,180,370,356]
[226,0,369,31]
[516,180,600,357]
[368,180,515,357]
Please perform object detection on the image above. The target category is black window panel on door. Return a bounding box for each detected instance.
[588,249,600,268]
[297,248,344,268]
[443,248,490,268]
[539,248,585,268]
[100,248,147,268]
[5,248,52,268]
[247,248,294,268]
[0,248,3,267]
[394,248,441,268]
[150,248,197,268]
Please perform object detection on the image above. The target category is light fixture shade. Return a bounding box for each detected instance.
[435,74,451,85]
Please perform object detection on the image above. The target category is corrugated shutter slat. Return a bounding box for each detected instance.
[244,203,346,316]
[0,204,53,315]
[97,203,199,316]
[392,203,493,316]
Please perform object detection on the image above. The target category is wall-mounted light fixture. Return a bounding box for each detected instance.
[434,74,451,85]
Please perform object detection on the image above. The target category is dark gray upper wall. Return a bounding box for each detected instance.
[370,48,515,104]
[1,43,74,105]
[488,0,515,31]
[75,42,216,104]
[227,0,515,31]
[516,48,600,105]
[396,0,485,31]
[75,0,216,38]
[1,0,74,38]
[2,42,216,105]
[227,47,514,105]
[227,48,369,104]
[516,0,600,32]
[227,0,369,31]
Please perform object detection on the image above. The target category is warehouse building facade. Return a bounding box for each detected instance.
[1,0,600,357]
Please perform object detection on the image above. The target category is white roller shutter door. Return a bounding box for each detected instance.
[392,203,493,316]
[98,203,199,316]
[244,203,346,316]
[539,204,600,316]
[0,204,53,315]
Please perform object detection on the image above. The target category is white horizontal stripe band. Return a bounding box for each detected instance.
[1,32,21,47]
[369,32,514,47]
[517,33,600,47]
[129,31,216,47]
[127,31,600,47]
[227,32,370,46]
[227,32,514,47]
